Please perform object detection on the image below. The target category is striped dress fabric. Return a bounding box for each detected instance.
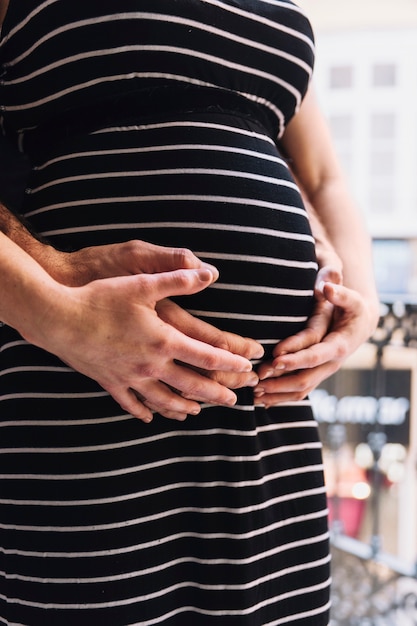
[0,1,331,624]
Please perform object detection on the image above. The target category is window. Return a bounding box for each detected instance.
[329,65,353,89]
[371,113,396,140]
[373,64,396,87]
[370,151,395,177]
[329,115,353,140]
[368,112,397,214]
[328,114,353,178]
[369,186,394,214]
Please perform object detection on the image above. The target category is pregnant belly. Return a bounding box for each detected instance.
[23,111,318,344]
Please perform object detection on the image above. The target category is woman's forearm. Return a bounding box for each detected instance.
[307,176,380,326]
[0,230,65,343]
[282,87,380,333]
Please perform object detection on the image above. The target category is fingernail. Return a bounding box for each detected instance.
[196,268,214,282]
[225,393,237,406]
[247,374,259,387]
[175,414,188,422]
[240,362,253,373]
[274,363,286,371]
[253,387,265,396]
[259,369,273,380]
[202,262,219,281]
[190,406,201,415]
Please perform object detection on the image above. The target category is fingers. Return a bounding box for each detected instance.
[270,282,362,363]
[151,310,254,375]
[254,361,340,408]
[171,247,220,282]
[211,330,264,361]
[132,379,202,421]
[253,282,374,409]
[156,299,264,360]
[256,358,286,383]
[315,265,343,295]
[60,241,220,286]
[168,329,253,375]
[163,360,238,406]
[127,241,220,280]
[143,268,217,303]
[106,378,203,423]
[271,298,334,360]
[156,300,262,392]
[321,281,363,312]
[197,369,259,390]
[272,335,348,374]
[107,385,155,423]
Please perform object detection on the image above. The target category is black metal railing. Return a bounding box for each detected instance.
[323,302,417,625]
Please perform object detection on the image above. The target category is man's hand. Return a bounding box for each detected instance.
[254,267,378,407]
[43,240,219,286]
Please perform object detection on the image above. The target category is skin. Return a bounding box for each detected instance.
[0,0,7,23]
[0,232,264,422]
[0,0,380,419]
[254,88,380,406]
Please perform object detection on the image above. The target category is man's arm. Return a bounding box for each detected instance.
[0,230,262,421]
[0,204,263,417]
[0,201,76,280]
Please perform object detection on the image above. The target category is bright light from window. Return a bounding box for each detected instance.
[352,482,371,500]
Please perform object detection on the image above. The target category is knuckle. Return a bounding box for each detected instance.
[191,376,215,396]
[176,247,197,269]
[295,373,312,394]
[125,239,145,261]
[198,352,220,371]
[213,372,244,389]
[172,269,195,291]
[334,338,350,360]
[294,389,309,402]
[215,338,231,352]
[137,272,154,294]
[139,364,158,378]
[126,239,140,253]
[307,353,323,369]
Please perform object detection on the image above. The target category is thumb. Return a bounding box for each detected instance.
[321,282,361,311]
[315,266,343,302]
[138,242,219,281]
[145,268,215,301]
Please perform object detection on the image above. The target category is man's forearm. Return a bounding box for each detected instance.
[0,202,49,253]
[0,202,65,275]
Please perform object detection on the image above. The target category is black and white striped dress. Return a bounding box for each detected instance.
[0,1,331,624]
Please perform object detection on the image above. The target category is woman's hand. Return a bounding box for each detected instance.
[254,268,379,408]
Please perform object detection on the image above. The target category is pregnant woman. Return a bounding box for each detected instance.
[0,1,379,624]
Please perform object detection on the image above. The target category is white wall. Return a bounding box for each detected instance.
[311,27,417,239]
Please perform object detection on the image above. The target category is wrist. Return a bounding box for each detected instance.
[0,233,71,347]
[31,245,95,287]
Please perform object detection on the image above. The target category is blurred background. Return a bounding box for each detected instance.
[1,1,416,622]
[298,1,417,623]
